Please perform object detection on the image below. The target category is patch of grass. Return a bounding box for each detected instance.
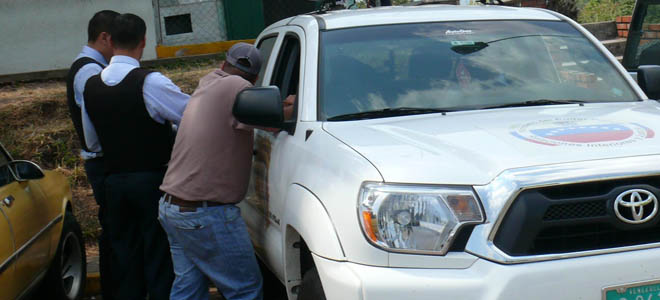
[0,57,221,243]
[153,54,224,72]
[159,56,224,94]
[72,186,101,241]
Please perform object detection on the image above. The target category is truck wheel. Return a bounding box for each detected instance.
[43,212,87,300]
[297,267,326,300]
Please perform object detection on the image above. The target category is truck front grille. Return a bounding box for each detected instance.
[493,176,660,256]
[542,200,607,221]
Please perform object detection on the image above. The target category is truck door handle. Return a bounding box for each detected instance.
[3,195,13,207]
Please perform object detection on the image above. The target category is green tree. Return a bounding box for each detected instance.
[548,0,579,20]
[578,0,635,23]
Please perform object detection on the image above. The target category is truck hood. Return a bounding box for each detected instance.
[322,101,660,185]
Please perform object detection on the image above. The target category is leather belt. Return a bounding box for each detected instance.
[164,193,224,208]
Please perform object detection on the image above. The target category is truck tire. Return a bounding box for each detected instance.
[42,212,87,300]
[297,267,326,300]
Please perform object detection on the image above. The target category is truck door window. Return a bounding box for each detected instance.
[271,35,301,101]
[255,35,278,87]
[638,3,660,66]
[624,2,660,69]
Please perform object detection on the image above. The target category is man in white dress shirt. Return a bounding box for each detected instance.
[83,13,189,300]
[64,10,118,300]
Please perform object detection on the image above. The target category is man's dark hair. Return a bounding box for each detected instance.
[87,10,119,42]
[225,59,258,83]
[110,13,147,50]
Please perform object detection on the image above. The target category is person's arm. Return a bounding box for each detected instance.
[73,64,103,107]
[75,64,104,152]
[283,94,296,121]
[81,104,102,152]
[142,72,190,125]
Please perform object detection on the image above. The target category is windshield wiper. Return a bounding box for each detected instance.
[480,99,586,110]
[450,34,575,55]
[327,107,454,121]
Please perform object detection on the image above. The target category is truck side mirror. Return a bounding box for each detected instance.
[637,66,660,100]
[233,86,285,129]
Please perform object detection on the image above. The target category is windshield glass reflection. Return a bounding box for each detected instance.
[319,20,639,121]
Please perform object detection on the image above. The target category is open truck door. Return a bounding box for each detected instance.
[622,0,660,72]
[622,0,660,99]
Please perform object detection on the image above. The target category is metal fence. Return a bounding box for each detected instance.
[153,0,227,46]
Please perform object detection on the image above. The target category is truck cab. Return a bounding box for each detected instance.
[235,5,660,300]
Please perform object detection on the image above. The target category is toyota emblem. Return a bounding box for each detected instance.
[614,189,658,224]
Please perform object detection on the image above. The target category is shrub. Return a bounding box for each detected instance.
[578,0,635,23]
[549,0,579,20]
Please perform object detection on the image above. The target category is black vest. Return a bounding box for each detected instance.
[83,68,174,174]
[66,57,104,153]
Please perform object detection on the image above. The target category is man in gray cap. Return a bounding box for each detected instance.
[158,42,293,300]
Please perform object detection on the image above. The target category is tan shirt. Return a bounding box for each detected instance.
[160,69,254,203]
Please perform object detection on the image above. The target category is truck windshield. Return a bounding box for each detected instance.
[319,20,639,121]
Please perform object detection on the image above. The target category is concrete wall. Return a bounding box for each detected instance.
[0,0,159,76]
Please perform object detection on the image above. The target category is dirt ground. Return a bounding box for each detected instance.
[0,56,224,249]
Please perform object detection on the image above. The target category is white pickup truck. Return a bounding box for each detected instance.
[232,5,660,300]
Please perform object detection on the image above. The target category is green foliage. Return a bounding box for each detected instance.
[578,0,635,23]
[549,0,579,20]
[646,4,660,24]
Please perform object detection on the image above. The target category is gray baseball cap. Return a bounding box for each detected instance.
[226,42,262,75]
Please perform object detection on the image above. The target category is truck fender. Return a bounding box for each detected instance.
[283,184,345,260]
[281,184,346,296]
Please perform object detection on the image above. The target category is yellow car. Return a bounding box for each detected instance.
[0,142,85,300]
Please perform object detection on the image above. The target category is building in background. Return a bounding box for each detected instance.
[0,0,345,77]
[155,0,319,44]
[0,0,158,76]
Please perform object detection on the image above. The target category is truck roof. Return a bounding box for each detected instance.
[294,5,563,30]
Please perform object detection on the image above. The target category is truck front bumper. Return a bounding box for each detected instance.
[313,247,660,300]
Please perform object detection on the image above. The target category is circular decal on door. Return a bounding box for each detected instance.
[510,118,655,147]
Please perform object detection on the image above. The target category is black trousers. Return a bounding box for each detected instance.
[104,170,173,300]
[83,157,115,300]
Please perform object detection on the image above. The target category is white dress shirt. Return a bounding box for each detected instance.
[73,46,107,160]
[82,55,190,154]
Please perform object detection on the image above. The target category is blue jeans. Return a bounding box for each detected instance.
[158,198,263,300]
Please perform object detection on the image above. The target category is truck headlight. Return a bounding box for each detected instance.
[358,182,484,255]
